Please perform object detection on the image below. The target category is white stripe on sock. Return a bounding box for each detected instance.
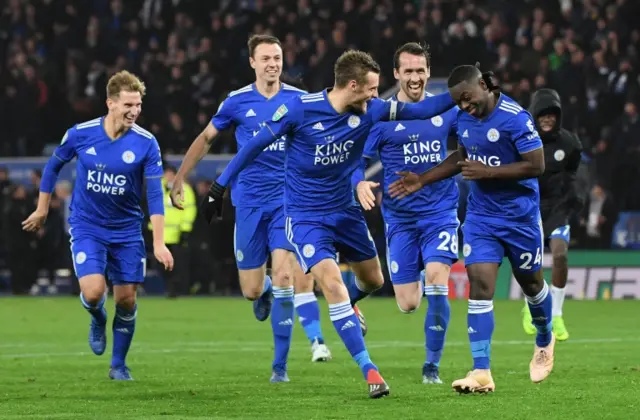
[294,292,317,308]
[272,286,294,299]
[328,301,354,321]
[525,282,549,306]
[468,299,493,314]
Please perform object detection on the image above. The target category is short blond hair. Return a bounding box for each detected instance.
[106,70,146,98]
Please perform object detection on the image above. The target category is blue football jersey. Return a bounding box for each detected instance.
[457,94,542,224]
[365,93,460,223]
[211,83,306,207]
[215,90,456,217]
[52,117,164,241]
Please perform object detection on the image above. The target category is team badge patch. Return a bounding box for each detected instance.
[272,104,288,121]
[431,116,443,127]
[348,115,360,128]
[122,150,136,164]
[487,128,500,142]
[554,149,565,161]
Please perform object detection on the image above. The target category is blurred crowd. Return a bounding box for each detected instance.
[1,0,640,294]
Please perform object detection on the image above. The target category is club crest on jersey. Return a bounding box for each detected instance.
[122,150,136,164]
[272,104,288,121]
[487,128,500,142]
[348,115,360,128]
[431,115,443,127]
[554,149,566,161]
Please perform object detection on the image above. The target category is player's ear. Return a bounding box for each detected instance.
[393,68,400,81]
[249,56,256,70]
[478,77,488,91]
[349,79,357,92]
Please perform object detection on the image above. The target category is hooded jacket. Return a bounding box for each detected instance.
[528,89,585,227]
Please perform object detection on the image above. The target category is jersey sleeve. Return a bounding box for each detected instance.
[40,127,77,193]
[143,137,164,179]
[54,127,78,162]
[369,93,456,123]
[510,111,543,155]
[216,97,303,187]
[363,123,383,159]
[211,97,235,131]
[144,137,165,216]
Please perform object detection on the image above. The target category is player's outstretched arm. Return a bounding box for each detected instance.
[376,93,455,123]
[389,147,465,199]
[171,122,219,209]
[23,129,75,232]
[145,140,174,271]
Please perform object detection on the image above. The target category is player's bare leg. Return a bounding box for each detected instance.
[267,249,295,382]
[549,238,569,340]
[422,262,451,384]
[452,263,497,394]
[393,281,422,313]
[293,256,332,362]
[349,257,385,336]
[311,258,389,399]
[514,269,555,383]
[110,283,138,381]
[78,274,109,356]
[238,265,272,321]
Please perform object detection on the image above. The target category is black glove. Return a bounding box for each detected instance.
[199,181,225,224]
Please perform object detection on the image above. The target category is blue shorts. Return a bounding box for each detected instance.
[548,224,570,244]
[462,217,543,273]
[234,206,293,270]
[70,231,146,284]
[385,215,460,285]
[285,206,378,273]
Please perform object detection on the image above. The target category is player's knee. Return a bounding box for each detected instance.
[424,269,449,286]
[241,285,263,301]
[468,281,493,301]
[397,299,420,314]
[271,266,293,288]
[114,294,136,311]
[552,252,568,269]
[294,274,314,293]
[80,286,106,305]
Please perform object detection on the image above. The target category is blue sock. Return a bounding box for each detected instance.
[271,286,294,374]
[468,299,494,370]
[261,275,273,298]
[294,292,324,344]
[329,300,377,378]
[343,276,370,305]
[525,282,553,347]
[111,304,137,368]
[80,292,107,325]
[424,284,450,367]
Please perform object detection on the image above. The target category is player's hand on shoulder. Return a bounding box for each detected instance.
[356,181,379,211]
[153,242,174,271]
[457,159,491,180]
[388,171,423,199]
[21,208,48,232]
[169,178,185,210]
[199,181,225,224]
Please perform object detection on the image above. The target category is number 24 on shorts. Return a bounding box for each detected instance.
[519,247,541,270]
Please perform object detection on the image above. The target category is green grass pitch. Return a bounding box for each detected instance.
[1,298,639,419]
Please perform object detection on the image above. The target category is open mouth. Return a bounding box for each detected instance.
[407,83,422,95]
[466,106,477,116]
[124,115,135,124]
[266,69,279,75]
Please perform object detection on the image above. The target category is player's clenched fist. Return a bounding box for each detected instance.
[199,181,225,224]
[356,181,379,211]
[22,208,48,232]
[388,171,423,199]
[457,159,491,180]
[169,178,185,210]
[154,242,174,271]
